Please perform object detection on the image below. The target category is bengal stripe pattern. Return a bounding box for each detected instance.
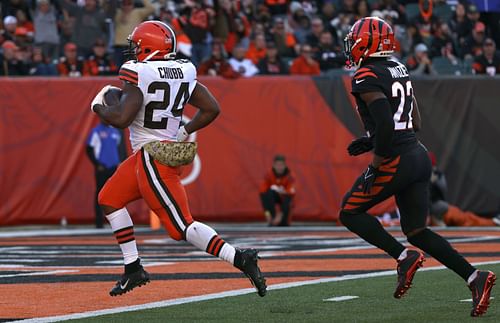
[342,156,401,211]
[119,67,138,85]
[206,235,227,257]
[113,226,135,244]
[141,150,188,236]
[354,66,377,80]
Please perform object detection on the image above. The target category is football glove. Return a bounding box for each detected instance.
[347,136,373,156]
[176,125,190,142]
[90,85,120,112]
[270,184,287,194]
[362,164,379,194]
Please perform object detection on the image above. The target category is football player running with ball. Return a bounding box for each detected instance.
[340,17,495,316]
[90,21,266,297]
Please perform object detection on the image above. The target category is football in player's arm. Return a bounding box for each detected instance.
[88,20,267,298]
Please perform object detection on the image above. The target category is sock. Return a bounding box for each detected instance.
[407,228,476,281]
[398,248,408,261]
[185,221,236,264]
[340,211,406,259]
[106,208,139,265]
[467,270,479,285]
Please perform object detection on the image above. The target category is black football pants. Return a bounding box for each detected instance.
[341,143,431,234]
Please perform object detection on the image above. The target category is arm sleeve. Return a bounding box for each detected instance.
[367,98,394,157]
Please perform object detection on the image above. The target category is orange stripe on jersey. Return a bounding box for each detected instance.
[119,70,138,80]
[374,176,393,184]
[119,75,138,85]
[382,156,401,168]
[343,203,359,210]
[354,72,377,79]
[355,67,372,75]
[120,67,138,78]
[347,196,372,204]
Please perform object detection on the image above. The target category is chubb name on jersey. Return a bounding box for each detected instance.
[388,64,409,79]
[158,67,184,79]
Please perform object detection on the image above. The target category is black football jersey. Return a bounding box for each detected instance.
[351,58,418,156]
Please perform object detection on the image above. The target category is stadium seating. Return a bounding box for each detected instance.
[432,56,462,75]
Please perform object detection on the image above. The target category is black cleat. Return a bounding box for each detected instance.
[109,267,150,296]
[394,250,425,298]
[235,249,267,297]
[469,270,496,317]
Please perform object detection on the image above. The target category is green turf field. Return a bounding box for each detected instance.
[70,264,499,323]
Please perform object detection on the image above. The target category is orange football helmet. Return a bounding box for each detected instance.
[344,17,395,68]
[125,20,177,62]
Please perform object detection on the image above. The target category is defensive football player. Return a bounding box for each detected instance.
[90,21,266,297]
[341,16,495,316]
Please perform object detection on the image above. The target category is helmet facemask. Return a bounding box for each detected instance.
[344,33,365,68]
[123,36,140,61]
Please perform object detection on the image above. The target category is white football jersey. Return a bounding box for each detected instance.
[118,59,197,152]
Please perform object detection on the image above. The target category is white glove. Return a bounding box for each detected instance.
[176,125,190,142]
[270,185,286,194]
[90,85,120,112]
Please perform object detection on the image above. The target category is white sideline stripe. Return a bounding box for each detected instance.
[323,296,359,302]
[2,226,500,238]
[460,297,495,302]
[0,270,77,278]
[13,260,500,323]
[0,227,150,238]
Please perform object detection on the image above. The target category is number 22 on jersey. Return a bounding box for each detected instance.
[391,80,413,130]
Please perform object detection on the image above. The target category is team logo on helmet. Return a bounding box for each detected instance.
[124,21,177,62]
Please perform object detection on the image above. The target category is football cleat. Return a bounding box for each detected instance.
[394,250,425,298]
[109,267,150,296]
[235,249,267,297]
[469,270,496,317]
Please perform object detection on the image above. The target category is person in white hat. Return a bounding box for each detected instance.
[406,43,436,75]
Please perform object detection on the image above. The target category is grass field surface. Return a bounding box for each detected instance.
[68,263,500,323]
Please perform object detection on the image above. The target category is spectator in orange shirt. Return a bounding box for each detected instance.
[290,44,321,75]
[57,42,89,77]
[245,33,267,64]
[259,155,296,226]
[85,39,118,76]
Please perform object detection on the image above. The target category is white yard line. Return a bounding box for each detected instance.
[323,296,359,302]
[13,260,500,323]
[0,270,77,278]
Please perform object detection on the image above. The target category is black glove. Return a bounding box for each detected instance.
[347,136,373,156]
[362,164,379,194]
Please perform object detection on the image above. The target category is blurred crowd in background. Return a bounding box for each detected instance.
[0,0,499,77]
